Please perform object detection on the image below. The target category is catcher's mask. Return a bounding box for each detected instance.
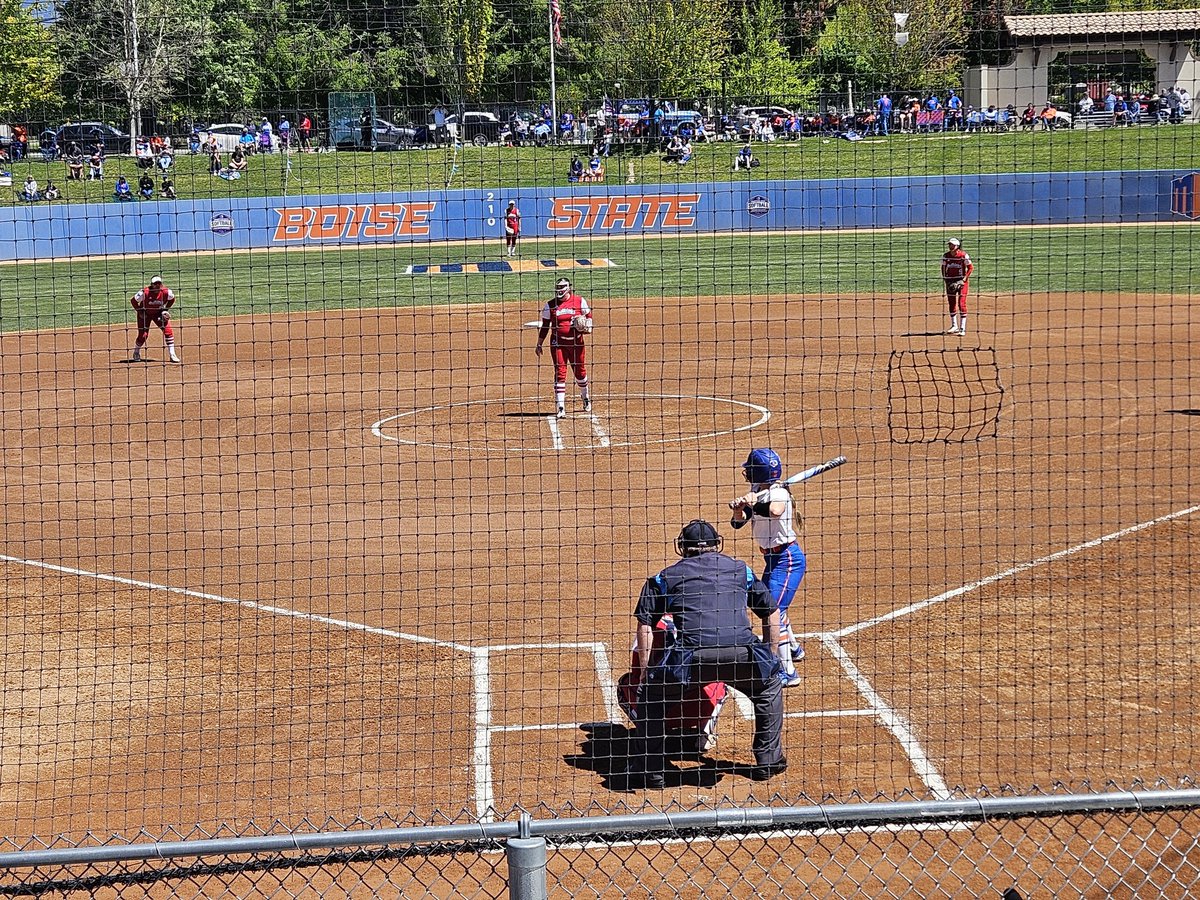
[674,519,723,557]
[554,278,571,300]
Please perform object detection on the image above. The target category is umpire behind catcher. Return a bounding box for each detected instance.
[624,520,786,789]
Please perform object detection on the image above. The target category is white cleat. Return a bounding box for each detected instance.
[131,352,142,362]
[947,326,960,334]
[583,399,592,413]
[556,408,566,419]
[169,354,181,363]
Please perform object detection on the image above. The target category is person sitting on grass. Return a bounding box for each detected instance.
[662,133,684,162]
[581,154,605,182]
[138,171,155,199]
[160,175,176,199]
[1020,103,1037,131]
[21,175,41,202]
[113,175,134,201]
[43,180,60,200]
[88,150,104,180]
[568,154,583,182]
[677,138,693,165]
[229,145,248,172]
[733,140,757,171]
[66,143,85,180]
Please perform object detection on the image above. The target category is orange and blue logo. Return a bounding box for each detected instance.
[1171,173,1200,219]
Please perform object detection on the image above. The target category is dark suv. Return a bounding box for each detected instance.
[55,122,131,154]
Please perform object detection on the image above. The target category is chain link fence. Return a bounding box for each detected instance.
[3,791,1199,898]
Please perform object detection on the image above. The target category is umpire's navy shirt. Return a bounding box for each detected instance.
[636,552,776,649]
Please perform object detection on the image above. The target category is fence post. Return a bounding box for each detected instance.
[507,813,547,900]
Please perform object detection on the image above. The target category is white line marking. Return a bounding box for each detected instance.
[822,635,950,799]
[372,394,770,452]
[592,644,622,722]
[471,649,496,822]
[546,414,564,450]
[0,554,471,652]
[833,503,1200,639]
[588,413,611,447]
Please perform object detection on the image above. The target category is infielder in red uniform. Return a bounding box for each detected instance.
[504,200,521,257]
[534,277,592,418]
[941,237,974,335]
[130,276,180,363]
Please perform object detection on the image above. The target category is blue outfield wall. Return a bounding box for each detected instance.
[1,170,1194,261]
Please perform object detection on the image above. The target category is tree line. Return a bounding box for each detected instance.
[3,0,1196,130]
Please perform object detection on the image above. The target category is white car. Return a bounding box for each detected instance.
[199,123,276,152]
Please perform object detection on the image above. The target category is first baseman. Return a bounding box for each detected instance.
[130,276,180,363]
[534,277,592,418]
[941,238,974,335]
[728,448,806,687]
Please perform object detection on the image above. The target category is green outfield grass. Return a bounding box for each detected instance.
[4,124,1199,206]
[3,224,1195,333]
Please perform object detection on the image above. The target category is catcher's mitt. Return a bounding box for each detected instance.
[571,314,592,334]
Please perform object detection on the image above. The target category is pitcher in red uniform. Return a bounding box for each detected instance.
[503,200,521,257]
[129,276,180,363]
[534,277,592,417]
[941,238,974,335]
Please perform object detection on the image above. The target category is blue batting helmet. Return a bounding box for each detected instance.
[741,448,782,484]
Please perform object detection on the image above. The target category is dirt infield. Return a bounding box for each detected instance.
[1,290,1197,842]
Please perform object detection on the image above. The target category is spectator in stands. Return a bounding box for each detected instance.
[1180,86,1192,118]
[229,145,248,172]
[189,127,201,153]
[560,109,575,140]
[733,140,757,171]
[874,93,892,136]
[11,124,28,161]
[1020,102,1037,131]
[138,171,155,199]
[113,175,134,201]
[1078,93,1094,115]
[279,117,291,149]
[135,136,154,168]
[299,114,313,150]
[44,180,60,200]
[1040,102,1059,131]
[533,118,552,147]
[1104,89,1117,116]
[40,129,58,161]
[924,93,942,132]
[88,148,104,180]
[66,143,85,180]
[239,126,256,155]
[160,174,176,199]
[982,104,998,130]
[1126,94,1141,125]
[756,117,774,142]
[21,175,40,201]
[1112,95,1127,127]
[945,90,963,131]
[261,118,276,152]
[205,136,221,174]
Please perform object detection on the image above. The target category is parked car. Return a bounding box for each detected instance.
[446,111,503,146]
[736,105,794,133]
[198,123,274,153]
[54,122,131,155]
[333,117,417,150]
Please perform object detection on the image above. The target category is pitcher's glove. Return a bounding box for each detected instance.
[949,280,965,292]
[159,310,171,322]
[571,314,592,334]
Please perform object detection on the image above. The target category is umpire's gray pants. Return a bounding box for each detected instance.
[634,643,784,773]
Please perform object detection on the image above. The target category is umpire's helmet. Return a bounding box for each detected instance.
[741,448,782,485]
[674,519,723,557]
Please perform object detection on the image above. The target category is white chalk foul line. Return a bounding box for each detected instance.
[0,553,471,652]
[833,502,1200,640]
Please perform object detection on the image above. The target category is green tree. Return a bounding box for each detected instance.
[725,0,813,105]
[596,0,730,99]
[806,0,964,96]
[0,0,62,117]
[421,0,495,102]
[55,0,206,145]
